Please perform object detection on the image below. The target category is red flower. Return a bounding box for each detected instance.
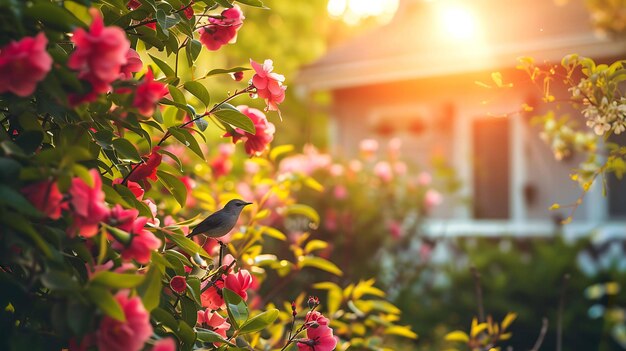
[21,181,64,220]
[182,3,195,20]
[200,279,225,310]
[223,106,275,156]
[96,293,153,351]
[68,9,130,101]
[198,5,244,51]
[133,68,167,117]
[115,216,161,264]
[224,269,253,301]
[68,169,109,238]
[197,309,231,340]
[151,338,176,351]
[128,147,162,183]
[119,48,143,80]
[170,275,187,294]
[127,0,141,8]
[112,178,145,199]
[250,59,286,113]
[107,204,139,233]
[0,33,52,97]
[297,311,337,351]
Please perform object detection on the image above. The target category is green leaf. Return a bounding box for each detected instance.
[167,127,204,160]
[184,81,211,107]
[259,226,286,240]
[41,270,80,292]
[157,170,188,207]
[1,213,52,258]
[239,309,279,334]
[137,266,162,311]
[24,2,86,32]
[0,157,21,182]
[269,144,294,161]
[15,130,43,154]
[149,54,176,77]
[152,307,179,331]
[236,0,268,7]
[298,256,343,276]
[187,277,202,305]
[223,288,249,329]
[194,118,209,132]
[285,204,320,229]
[304,240,328,254]
[156,9,181,29]
[196,328,236,346]
[177,320,196,348]
[90,271,145,289]
[180,296,198,327]
[206,67,250,76]
[168,85,187,105]
[158,148,184,172]
[86,286,125,322]
[213,108,255,134]
[385,325,418,339]
[185,39,202,66]
[445,330,470,343]
[164,231,211,258]
[111,138,142,162]
[0,185,43,218]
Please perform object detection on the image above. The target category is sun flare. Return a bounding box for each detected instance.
[438,4,478,40]
[327,0,399,25]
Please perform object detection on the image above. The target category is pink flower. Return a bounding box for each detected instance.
[0,33,52,97]
[417,172,432,186]
[197,309,231,339]
[152,338,176,351]
[181,3,195,20]
[333,185,348,200]
[96,293,153,351]
[116,216,161,264]
[387,137,402,160]
[424,189,443,210]
[374,161,393,182]
[180,176,196,207]
[201,279,225,310]
[68,9,130,101]
[128,147,162,183]
[250,59,286,113]
[68,169,109,238]
[198,5,244,51]
[223,106,275,156]
[388,220,402,240]
[359,139,378,159]
[297,311,337,351]
[107,204,139,233]
[133,68,167,117]
[224,269,253,301]
[119,49,142,80]
[170,275,187,294]
[21,181,64,220]
[112,178,145,199]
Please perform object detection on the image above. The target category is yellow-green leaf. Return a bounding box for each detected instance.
[445,330,470,343]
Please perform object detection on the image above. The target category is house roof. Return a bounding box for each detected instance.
[298,0,626,91]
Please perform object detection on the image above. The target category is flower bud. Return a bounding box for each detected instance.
[307,296,320,309]
[170,275,187,294]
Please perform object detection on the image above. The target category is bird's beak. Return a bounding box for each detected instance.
[244,202,253,206]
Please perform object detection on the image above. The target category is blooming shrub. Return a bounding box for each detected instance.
[0,1,415,350]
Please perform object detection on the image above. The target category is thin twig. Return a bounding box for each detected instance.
[556,274,570,351]
[470,265,485,323]
[529,317,549,351]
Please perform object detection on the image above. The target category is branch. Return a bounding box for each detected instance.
[529,317,549,351]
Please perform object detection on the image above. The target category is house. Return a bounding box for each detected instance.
[297,0,626,237]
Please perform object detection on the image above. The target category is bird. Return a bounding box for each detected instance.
[189,199,252,238]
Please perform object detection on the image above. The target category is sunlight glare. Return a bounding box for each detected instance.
[327,0,399,25]
[439,4,477,40]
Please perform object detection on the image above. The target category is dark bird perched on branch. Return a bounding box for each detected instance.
[189,199,252,238]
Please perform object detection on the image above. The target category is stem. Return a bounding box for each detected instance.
[125,19,157,31]
[556,274,570,351]
[279,306,318,351]
[470,265,485,323]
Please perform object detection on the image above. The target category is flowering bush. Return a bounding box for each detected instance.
[0,1,415,350]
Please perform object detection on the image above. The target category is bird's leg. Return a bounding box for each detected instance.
[217,240,225,268]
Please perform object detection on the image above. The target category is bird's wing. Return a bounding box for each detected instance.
[190,213,226,236]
